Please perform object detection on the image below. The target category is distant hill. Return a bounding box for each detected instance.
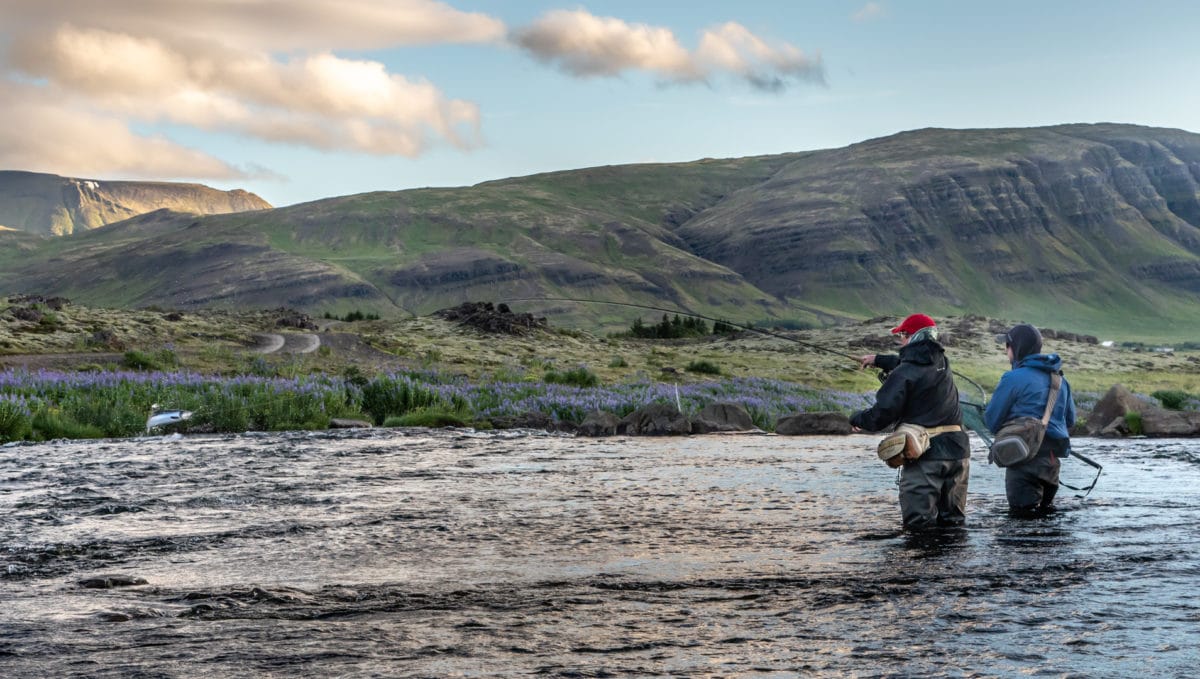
[0,171,271,236]
[2,123,1200,341]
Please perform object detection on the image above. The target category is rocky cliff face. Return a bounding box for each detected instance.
[0,171,271,236]
[673,124,1200,316]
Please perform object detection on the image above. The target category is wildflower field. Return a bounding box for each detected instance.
[0,367,873,443]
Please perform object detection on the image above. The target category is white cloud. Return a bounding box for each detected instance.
[852,2,887,22]
[0,82,246,179]
[696,22,825,91]
[512,10,698,80]
[0,0,500,179]
[0,1,827,182]
[2,0,506,50]
[513,9,824,90]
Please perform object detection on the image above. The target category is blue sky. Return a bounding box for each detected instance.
[2,1,1198,207]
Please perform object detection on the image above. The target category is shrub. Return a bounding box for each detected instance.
[383,406,470,428]
[1152,390,1193,411]
[35,311,63,332]
[0,396,32,442]
[342,365,369,388]
[32,408,106,440]
[245,356,278,377]
[685,360,722,375]
[712,319,740,335]
[1124,411,1143,435]
[123,348,179,371]
[543,366,599,388]
[361,374,454,425]
[60,392,147,437]
[339,310,380,322]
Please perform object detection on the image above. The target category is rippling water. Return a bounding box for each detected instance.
[2,429,1197,677]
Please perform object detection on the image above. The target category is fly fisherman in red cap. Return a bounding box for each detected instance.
[850,314,971,530]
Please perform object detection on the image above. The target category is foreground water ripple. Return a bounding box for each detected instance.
[2,429,1197,677]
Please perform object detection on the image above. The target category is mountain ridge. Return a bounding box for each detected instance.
[0,170,272,236]
[2,123,1200,341]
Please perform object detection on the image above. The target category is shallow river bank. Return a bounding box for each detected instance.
[2,429,1197,677]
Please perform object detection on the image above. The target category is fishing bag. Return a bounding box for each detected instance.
[877,423,962,468]
[990,373,1061,467]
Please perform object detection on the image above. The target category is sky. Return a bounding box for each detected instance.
[1,0,1198,208]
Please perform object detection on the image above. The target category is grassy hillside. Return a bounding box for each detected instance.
[3,297,1198,401]
[3,125,1200,341]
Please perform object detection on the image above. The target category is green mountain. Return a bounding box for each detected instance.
[2,123,1200,341]
[0,170,271,236]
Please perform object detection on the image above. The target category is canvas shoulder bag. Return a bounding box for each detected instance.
[989,373,1062,467]
[877,423,963,468]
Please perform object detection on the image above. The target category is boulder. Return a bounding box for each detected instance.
[79,574,148,589]
[552,420,580,435]
[490,411,553,430]
[1087,384,1156,436]
[1098,416,1129,438]
[618,403,691,436]
[577,410,620,437]
[1139,409,1200,437]
[775,411,853,436]
[691,402,758,434]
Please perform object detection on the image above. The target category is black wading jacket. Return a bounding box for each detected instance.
[850,338,970,460]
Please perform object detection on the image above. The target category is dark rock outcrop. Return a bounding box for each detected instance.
[1087,383,1200,437]
[1139,409,1200,437]
[78,575,148,589]
[435,301,548,335]
[618,404,692,436]
[274,308,318,330]
[691,402,758,433]
[490,411,553,430]
[776,412,853,435]
[577,410,620,437]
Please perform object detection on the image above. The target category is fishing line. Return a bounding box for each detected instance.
[508,295,990,401]
[508,296,862,361]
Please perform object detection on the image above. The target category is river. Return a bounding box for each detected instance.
[1,429,1197,677]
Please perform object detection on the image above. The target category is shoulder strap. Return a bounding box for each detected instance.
[1040,373,1062,425]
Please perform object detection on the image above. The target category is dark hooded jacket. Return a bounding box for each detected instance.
[984,353,1075,457]
[850,338,970,460]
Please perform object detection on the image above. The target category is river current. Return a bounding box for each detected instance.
[1,429,1197,677]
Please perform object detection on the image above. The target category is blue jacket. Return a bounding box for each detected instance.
[984,354,1076,456]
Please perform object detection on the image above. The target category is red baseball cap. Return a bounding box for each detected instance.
[890,313,936,335]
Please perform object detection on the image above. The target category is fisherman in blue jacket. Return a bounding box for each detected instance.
[985,323,1077,515]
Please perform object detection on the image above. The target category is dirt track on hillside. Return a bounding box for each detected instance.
[0,332,403,373]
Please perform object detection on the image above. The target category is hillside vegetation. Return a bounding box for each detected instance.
[2,124,1200,341]
[3,297,1197,399]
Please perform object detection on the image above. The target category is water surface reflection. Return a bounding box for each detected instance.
[2,431,1196,676]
